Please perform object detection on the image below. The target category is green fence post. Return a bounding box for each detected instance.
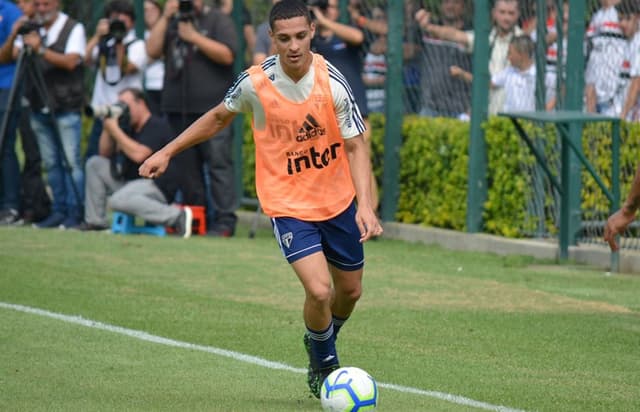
[466,0,491,233]
[380,0,404,222]
[562,0,586,254]
[611,120,621,272]
[232,0,246,204]
[91,0,104,33]
[134,0,144,39]
[535,0,547,111]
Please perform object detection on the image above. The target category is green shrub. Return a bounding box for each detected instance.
[241,114,629,239]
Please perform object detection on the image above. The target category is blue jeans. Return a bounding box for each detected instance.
[0,88,20,210]
[30,111,84,217]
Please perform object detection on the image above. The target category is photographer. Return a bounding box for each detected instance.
[79,87,202,232]
[0,0,23,225]
[146,0,238,237]
[84,0,147,162]
[94,88,203,238]
[1,0,87,229]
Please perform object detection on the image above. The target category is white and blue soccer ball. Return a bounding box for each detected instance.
[320,366,378,411]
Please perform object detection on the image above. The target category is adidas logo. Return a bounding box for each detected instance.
[296,114,326,142]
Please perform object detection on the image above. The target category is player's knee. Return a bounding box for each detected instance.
[343,283,362,303]
[306,285,333,308]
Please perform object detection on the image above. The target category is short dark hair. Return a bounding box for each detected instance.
[269,0,312,31]
[105,0,135,21]
[119,87,148,106]
[616,0,640,17]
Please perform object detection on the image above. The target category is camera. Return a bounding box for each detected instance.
[87,101,132,136]
[86,101,129,120]
[108,18,127,43]
[17,20,42,36]
[177,0,195,21]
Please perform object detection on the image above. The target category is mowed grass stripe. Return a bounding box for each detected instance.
[0,301,527,412]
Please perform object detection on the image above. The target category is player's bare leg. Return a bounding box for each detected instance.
[329,263,363,337]
[292,252,340,398]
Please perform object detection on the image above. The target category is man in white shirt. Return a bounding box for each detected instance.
[84,0,147,161]
[491,34,536,112]
[415,0,522,115]
[585,0,625,113]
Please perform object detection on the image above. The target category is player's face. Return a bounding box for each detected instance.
[270,16,315,81]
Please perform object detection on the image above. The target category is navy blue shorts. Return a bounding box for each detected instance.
[271,202,364,271]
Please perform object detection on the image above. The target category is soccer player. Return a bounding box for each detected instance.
[138,0,382,399]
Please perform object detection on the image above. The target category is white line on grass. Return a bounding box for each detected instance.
[1,302,526,412]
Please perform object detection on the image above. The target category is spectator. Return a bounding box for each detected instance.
[490,34,536,112]
[617,0,640,120]
[84,0,148,161]
[361,6,387,114]
[311,0,379,211]
[1,0,87,229]
[216,0,255,65]
[146,0,238,237]
[88,87,202,237]
[536,1,569,111]
[252,0,280,65]
[143,0,164,116]
[414,0,472,118]
[450,34,536,112]
[417,0,522,115]
[0,0,23,225]
[77,88,175,230]
[585,0,625,113]
[0,0,51,225]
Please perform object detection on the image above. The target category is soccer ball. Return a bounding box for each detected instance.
[320,366,378,411]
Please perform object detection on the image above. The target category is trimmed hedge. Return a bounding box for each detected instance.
[241,113,634,238]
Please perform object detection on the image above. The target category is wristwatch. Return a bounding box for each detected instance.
[38,46,46,56]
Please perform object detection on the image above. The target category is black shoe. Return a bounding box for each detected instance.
[33,212,66,229]
[206,225,234,238]
[175,207,193,238]
[73,222,110,232]
[308,364,339,399]
[304,333,339,399]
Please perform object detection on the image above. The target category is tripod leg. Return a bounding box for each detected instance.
[0,50,28,153]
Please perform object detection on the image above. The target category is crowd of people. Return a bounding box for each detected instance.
[0,0,639,236]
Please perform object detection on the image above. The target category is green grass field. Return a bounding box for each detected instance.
[1,224,639,411]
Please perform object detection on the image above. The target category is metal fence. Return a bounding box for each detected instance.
[61,0,640,253]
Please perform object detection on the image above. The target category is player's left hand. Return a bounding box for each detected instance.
[356,207,383,243]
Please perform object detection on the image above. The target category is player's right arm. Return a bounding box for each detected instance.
[138,103,236,179]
